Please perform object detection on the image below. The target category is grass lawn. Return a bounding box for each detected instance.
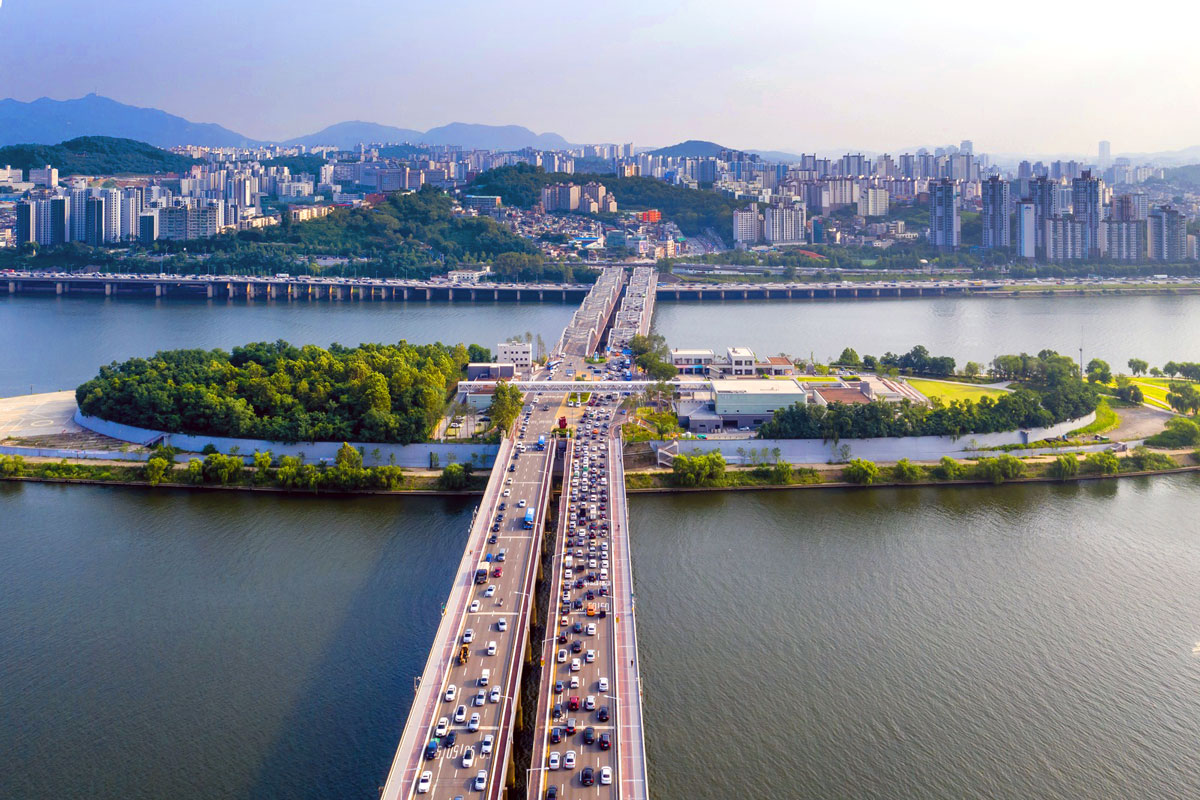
[907,378,1007,403]
[1124,378,1186,411]
[1068,398,1119,437]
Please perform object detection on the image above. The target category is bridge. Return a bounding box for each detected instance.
[1,271,591,303]
[653,279,1004,301]
[380,271,650,799]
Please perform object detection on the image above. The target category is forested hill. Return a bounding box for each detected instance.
[0,136,199,175]
[467,164,741,239]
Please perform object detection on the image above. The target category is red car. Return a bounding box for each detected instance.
[568,695,580,711]
[492,567,503,578]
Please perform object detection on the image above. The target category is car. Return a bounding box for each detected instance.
[492,567,503,578]
[563,750,577,768]
[548,751,561,769]
[473,770,487,791]
[469,600,480,613]
[417,770,432,794]
[550,726,563,743]
[490,686,501,703]
[557,632,568,644]
[484,585,496,597]
[435,717,450,737]
[566,718,577,735]
[444,684,458,702]
[497,619,508,632]
[572,621,583,634]
[598,677,609,692]
[517,499,527,508]
[583,726,596,745]
[584,695,596,710]
[463,629,475,643]
[568,695,580,711]
[462,747,475,767]
[508,465,516,472]
[554,680,564,693]
[600,765,613,785]
[481,734,494,755]
[443,730,456,747]
[546,787,558,800]
[571,640,583,654]
[581,766,595,786]
[599,732,611,750]
[569,675,580,689]
[474,690,486,706]
[454,705,467,723]
[585,649,596,663]
[468,712,481,732]
[557,649,567,664]
[488,534,498,544]
[424,739,439,760]
[487,640,497,656]
[498,501,507,510]
[553,701,563,718]
[490,524,500,533]
[597,706,609,722]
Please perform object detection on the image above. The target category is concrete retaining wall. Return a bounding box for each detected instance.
[0,444,154,462]
[73,410,500,468]
[653,412,1096,463]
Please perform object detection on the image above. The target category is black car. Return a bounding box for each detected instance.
[554,680,564,693]
[491,524,500,532]
[580,767,595,787]
[508,465,517,472]
[571,640,583,653]
[488,535,498,544]
[553,702,563,719]
[572,599,583,609]
[546,787,558,800]
[557,632,568,644]
[572,621,583,633]
[597,706,609,722]
[583,726,595,745]
[499,502,507,511]
[443,730,456,747]
[550,726,563,743]
[599,732,611,750]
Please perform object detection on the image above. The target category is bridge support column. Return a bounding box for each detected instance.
[515,289,521,302]
[402,287,408,300]
[425,288,431,300]
[470,289,476,301]
[154,283,163,298]
[7,281,15,294]
[56,282,64,295]
[539,290,544,301]
[206,284,214,299]
[105,283,113,296]
[269,284,278,300]
[247,283,256,300]
[562,289,566,302]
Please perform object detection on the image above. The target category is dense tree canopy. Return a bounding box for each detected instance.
[0,136,198,175]
[76,339,478,444]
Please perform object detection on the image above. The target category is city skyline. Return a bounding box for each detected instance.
[3,0,1200,155]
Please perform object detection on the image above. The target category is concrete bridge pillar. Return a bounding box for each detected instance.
[448,287,454,301]
[539,290,544,301]
[741,289,748,299]
[852,288,858,297]
[269,284,278,299]
[56,282,64,295]
[808,289,814,298]
[470,289,476,301]
[105,283,113,296]
[719,289,726,300]
[425,288,431,300]
[402,287,409,300]
[7,281,15,294]
[337,287,345,301]
[246,283,256,300]
[154,283,163,298]
[206,284,214,299]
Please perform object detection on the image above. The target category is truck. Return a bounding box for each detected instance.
[537,434,547,451]
[458,644,471,664]
[523,508,535,529]
[474,562,490,585]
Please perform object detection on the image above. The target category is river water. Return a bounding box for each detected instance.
[4,292,1200,799]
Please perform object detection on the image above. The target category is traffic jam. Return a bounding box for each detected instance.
[540,390,621,798]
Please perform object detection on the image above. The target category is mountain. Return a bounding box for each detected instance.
[0,136,198,175]
[0,94,258,148]
[420,122,570,150]
[649,139,731,158]
[282,120,424,149]
[748,149,804,163]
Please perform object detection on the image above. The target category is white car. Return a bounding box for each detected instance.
[502,489,511,497]
[517,499,527,508]
[585,623,596,636]
[463,629,475,643]
[487,640,497,656]
[489,686,501,703]
[548,751,561,770]
[584,695,596,710]
[435,717,449,737]
[497,619,508,632]
[600,766,613,785]
[474,690,486,706]
[570,658,581,672]
[444,684,458,703]
[462,747,475,768]
[469,600,480,613]
[598,677,609,692]
[564,750,577,769]
[569,675,580,689]
[481,734,494,755]
[484,585,496,597]
[473,770,487,791]
[557,649,567,663]
[585,649,596,663]
[454,704,467,723]
[468,712,481,732]
[417,770,432,794]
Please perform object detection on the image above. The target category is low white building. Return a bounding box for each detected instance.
[496,341,533,369]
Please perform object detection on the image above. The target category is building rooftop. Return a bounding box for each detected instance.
[710,378,805,395]
[815,386,871,404]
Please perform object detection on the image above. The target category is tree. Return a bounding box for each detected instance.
[488,381,524,433]
[931,456,965,480]
[843,458,880,485]
[671,451,726,487]
[144,457,170,485]
[836,347,861,366]
[1083,451,1119,475]
[1128,358,1149,377]
[1086,359,1112,384]
[0,455,24,477]
[1145,416,1200,448]
[252,450,273,483]
[963,361,982,378]
[185,458,204,484]
[1049,454,1079,480]
[972,454,1025,484]
[440,462,468,490]
[1167,382,1200,415]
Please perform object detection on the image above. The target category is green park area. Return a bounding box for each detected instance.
[906,378,1007,403]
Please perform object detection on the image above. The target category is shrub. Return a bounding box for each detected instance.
[1124,446,1175,472]
[201,453,242,484]
[0,454,25,477]
[1083,451,1119,475]
[931,456,966,480]
[1049,454,1079,480]
[144,457,170,485]
[1144,416,1200,448]
[671,451,727,487]
[439,462,468,490]
[973,454,1025,484]
[185,458,204,484]
[891,458,922,482]
[843,458,880,485]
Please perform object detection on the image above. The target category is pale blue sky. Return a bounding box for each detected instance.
[2,0,1198,155]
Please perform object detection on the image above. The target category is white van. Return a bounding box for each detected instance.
[479,669,490,687]
[564,555,575,569]
[600,569,609,582]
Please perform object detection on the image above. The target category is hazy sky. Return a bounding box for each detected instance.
[2,0,1199,156]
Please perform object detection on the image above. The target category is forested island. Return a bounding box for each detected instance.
[75,339,491,444]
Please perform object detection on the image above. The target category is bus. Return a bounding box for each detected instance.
[523,508,535,529]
